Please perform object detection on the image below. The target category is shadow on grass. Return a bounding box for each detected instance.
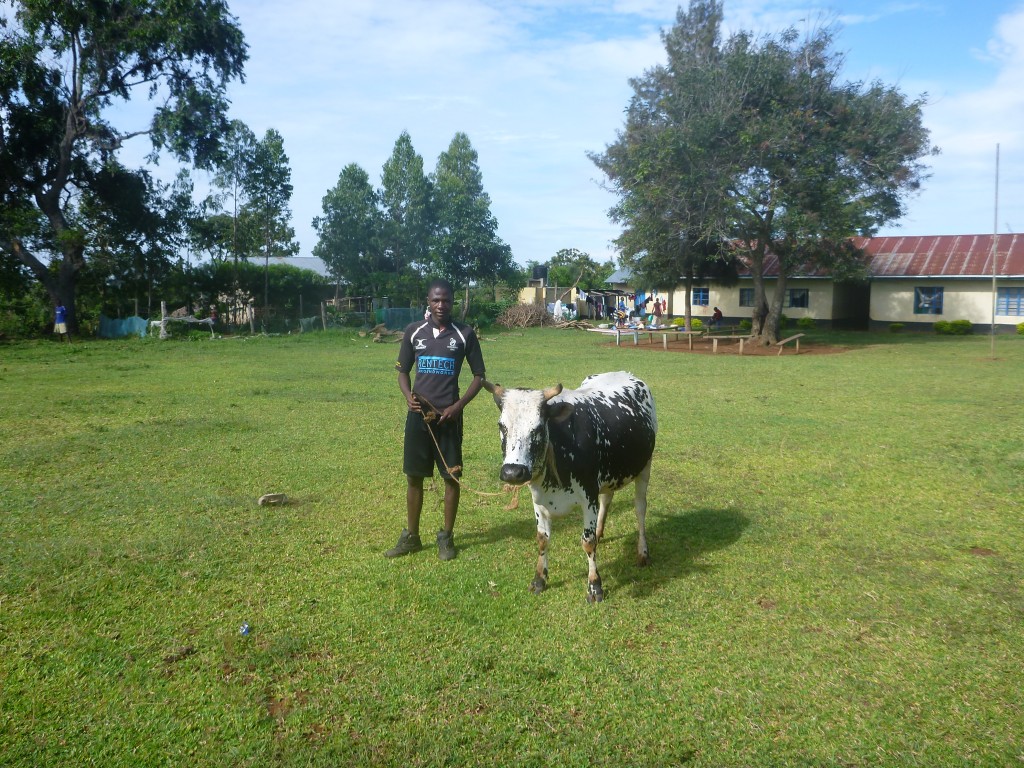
[599,507,750,600]
[459,502,749,600]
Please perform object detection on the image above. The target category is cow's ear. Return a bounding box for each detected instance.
[546,401,574,423]
[482,379,504,407]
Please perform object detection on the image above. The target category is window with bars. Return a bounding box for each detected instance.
[914,287,944,315]
[996,287,1024,316]
[785,289,809,308]
[739,288,754,307]
[692,287,709,306]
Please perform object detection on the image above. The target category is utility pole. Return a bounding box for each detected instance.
[991,144,999,359]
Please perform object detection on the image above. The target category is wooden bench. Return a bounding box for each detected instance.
[705,324,743,336]
[775,333,805,355]
[706,334,753,354]
[646,328,703,350]
[586,326,639,346]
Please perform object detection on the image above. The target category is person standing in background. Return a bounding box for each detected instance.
[54,303,70,343]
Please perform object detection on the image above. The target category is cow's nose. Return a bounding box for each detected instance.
[500,464,530,484]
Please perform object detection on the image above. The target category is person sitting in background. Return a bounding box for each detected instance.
[710,306,723,328]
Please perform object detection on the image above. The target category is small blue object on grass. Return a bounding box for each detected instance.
[239,622,250,636]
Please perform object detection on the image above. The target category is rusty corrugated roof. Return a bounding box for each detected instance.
[739,234,1024,278]
[855,234,1024,278]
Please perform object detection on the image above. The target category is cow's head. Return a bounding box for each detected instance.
[482,381,573,485]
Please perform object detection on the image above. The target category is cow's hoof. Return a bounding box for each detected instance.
[637,551,650,567]
[586,580,604,603]
[529,577,547,595]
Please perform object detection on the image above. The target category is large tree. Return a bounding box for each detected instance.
[591,1,739,330]
[0,0,247,332]
[431,132,514,319]
[312,162,384,296]
[593,0,935,343]
[80,166,197,319]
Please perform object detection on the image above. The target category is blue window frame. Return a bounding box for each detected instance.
[785,289,809,308]
[739,288,754,307]
[692,287,709,306]
[996,287,1024,315]
[914,287,944,315]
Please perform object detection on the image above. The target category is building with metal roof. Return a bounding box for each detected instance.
[583,235,1024,331]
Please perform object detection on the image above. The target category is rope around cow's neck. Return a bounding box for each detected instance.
[413,392,522,510]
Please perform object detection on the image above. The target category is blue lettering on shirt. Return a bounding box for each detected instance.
[418,355,455,375]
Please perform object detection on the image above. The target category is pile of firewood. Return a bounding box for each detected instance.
[496,304,600,330]
[557,319,596,330]
[496,303,552,328]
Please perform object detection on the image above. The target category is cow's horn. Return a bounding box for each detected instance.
[542,384,563,401]
[482,380,504,398]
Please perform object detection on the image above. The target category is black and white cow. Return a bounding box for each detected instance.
[482,371,657,603]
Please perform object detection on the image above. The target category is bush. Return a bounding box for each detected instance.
[668,317,702,329]
[1017,322,1024,336]
[466,299,516,328]
[935,319,972,335]
[739,319,752,331]
[950,319,973,334]
[797,316,816,330]
[889,323,905,333]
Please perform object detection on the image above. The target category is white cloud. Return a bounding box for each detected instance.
[882,6,1024,235]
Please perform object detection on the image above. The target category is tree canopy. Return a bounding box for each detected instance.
[543,248,615,293]
[313,163,384,293]
[313,131,518,309]
[0,0,248,332]
[592,0,937,342]
[431,133,516,304]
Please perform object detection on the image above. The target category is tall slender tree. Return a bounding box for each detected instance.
[380,131,432,302]
[243,128,298,329]
[210,120,259,267]
[0,0,247,332]
[431,132,514,319]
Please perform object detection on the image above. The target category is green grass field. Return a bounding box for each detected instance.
[1,329,1022,766]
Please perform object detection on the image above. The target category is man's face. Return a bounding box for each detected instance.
[427,286,453,325]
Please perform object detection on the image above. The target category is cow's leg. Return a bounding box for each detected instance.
[596,491,613,540]
[582,502,603,603]
[633,460,652,566]
[531,506,551,594]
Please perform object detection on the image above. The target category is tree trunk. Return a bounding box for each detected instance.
[683,274,693,331]
[747,244,776,346]
[11,237,82,334]
[460,284,471,323]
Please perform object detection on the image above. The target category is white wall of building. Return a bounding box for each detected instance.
[870,280,1024,325]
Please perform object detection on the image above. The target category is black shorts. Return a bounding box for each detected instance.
[404,410,463,479]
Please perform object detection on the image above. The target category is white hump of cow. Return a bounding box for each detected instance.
[555,371,641,401]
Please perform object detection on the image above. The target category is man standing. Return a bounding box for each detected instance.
[54,302,70,343]
[387,279,485,561]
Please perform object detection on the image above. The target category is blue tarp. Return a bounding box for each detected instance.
[98,315,149,338]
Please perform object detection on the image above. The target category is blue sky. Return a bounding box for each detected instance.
[189,1,1024,265]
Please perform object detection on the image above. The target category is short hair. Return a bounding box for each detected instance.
[427,278,454,297]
